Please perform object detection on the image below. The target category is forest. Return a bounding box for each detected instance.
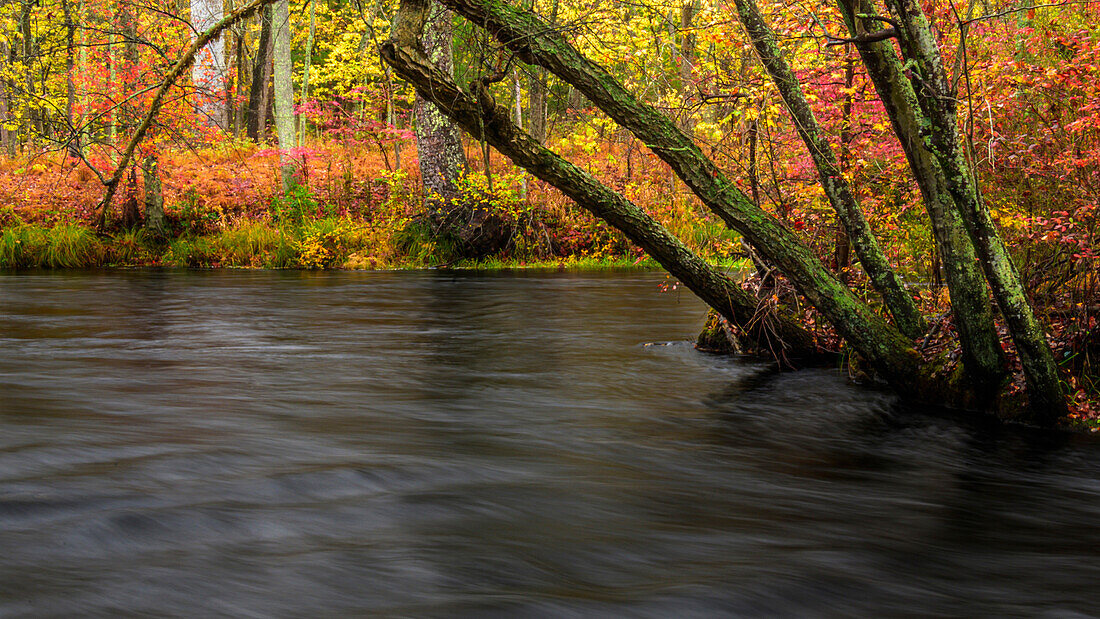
[0,0,1097,424]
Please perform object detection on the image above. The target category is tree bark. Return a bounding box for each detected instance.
[247,6,274,141]
[143,152,165,234]
[192,0,229,130]
[300,0,316,147]
[414,2,466,217]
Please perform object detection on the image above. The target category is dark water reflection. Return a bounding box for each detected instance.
[1,269,1098,616]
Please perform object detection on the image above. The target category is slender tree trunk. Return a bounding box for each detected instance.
[247,7,274,141]
[192,0,229,129]
[0,24,12,154]
[884,0,1064,422]
[732,0,925,338]
[20,0,36,151]
[63,0,77,155]
[120,4,142,228]
[835,48,854,276]
[272,0,297,191]
[300,0,315,147]
[677,0,698,133]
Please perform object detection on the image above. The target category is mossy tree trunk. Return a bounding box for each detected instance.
[837,0,1006,394]
[410,0,935,398]
[881,0,1064,423]
[414,2,467,220]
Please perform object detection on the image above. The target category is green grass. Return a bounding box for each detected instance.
[0,223,102,268]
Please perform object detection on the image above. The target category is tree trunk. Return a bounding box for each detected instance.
[272,0,297,191]
[192,0,229,130]
[413,2,466,218]
[837,0,1005,393]
[677,1,698,134]
[883,0,1064,422]
[143,152,166,235]
[300,0,315,147]
[732,0,925,338]
[247,7,274,141]
[422,0,934,396]
[524,0,556,145]
[63,0,78,155]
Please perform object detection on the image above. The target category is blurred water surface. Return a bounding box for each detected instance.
[1,269,1098,616]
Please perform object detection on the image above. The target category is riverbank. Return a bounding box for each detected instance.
[0,219,748,271]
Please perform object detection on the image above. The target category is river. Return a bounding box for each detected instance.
[1,269,1098,616]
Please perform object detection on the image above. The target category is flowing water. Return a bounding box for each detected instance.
[1,269,1098,617]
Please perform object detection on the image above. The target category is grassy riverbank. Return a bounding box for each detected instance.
[0,218,746,271]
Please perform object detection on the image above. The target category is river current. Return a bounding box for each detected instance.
[1,269,1098,616]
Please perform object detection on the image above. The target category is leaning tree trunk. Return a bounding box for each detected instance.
[732,0,925,339]
[837,0,1007,394]
[414,0,937,397]
[883,0,1064,423]
[381,0,821,360]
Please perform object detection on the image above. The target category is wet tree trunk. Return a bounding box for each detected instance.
[837,0,1006,394]
[415,0,939,397]
[381,2,819,358]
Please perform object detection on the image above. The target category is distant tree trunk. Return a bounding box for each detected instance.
[20,0,36,150]
[272,0,297,191]
[192,0,229,129]
[525,0,556,145]
[63,0,78,155]
[677,0,698,133]
[299,0,315,147]
[835,48,854,276]
[0,30,12,155]
[143,152,166,234]
[233,13,247,138]
[247,7,274,141]
[120,2,142,228]
[414,2,466,217]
